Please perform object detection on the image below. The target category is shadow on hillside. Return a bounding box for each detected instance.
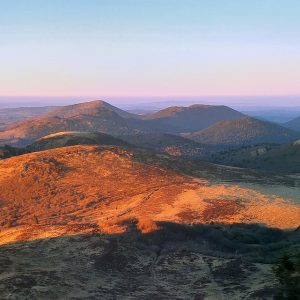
[0,222,299,299]
[130,146,300,187]
[2,143,298,188]
[2,221,300,263]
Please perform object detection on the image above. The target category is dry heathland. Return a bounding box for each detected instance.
[0,145,299,245]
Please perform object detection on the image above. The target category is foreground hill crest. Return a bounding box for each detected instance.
[0,144,299,246]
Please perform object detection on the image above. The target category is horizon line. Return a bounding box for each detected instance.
[1,94,300,99]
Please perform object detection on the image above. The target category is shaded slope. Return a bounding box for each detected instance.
[0,100,149,146]
[119,133,213,159]
[184,117,300,148]
[211,140,300,173]
[0,145,24,159]
[142,104,244,133]
[27,131,131,152]
[1,223,299,299]
[0,106,58,131]
[285,116,300,132]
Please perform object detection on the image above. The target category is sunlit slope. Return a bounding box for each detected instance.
[0,106,59,130]
[0,100,148,146]
[0,145,299,245]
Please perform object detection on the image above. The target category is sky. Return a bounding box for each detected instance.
[0,0,300,105]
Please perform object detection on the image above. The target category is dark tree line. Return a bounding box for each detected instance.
[273,253,300,299]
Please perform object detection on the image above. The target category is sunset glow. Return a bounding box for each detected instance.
[1,0,300,100]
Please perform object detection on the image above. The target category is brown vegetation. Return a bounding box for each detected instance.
[0,145,299,246]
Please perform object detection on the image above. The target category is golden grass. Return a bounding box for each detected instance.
[0,145,299,245]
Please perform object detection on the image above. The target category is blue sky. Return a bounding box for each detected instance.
[0,0,300,103]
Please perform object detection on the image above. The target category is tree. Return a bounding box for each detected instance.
[273,252,300,299]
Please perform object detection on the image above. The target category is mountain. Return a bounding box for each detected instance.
[284,116,300,132]
[184,117,300,148]
[27,131,131,152]
[211,140,300,173]
[0,144,299,298]
[141,104,244,133]
[0,100,149,147]
[45,99,138,120]
[0,101,246,147]
[0,106,59,131]
[119,133,213,159]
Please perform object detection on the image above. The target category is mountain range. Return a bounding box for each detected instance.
[1,100,299,157]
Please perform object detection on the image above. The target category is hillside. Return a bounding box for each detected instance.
[27,131,131,152]
[0,100,149,146]
[1,145,299,241]
[0,106,58,131]
[285,116,300,132]
[0,145,299,298]
[45,99,138,120]
[119,133,213,159]
[142,104,244,133]
[0,145,24,159]
[211,140,300,173]
[184,117,300,148]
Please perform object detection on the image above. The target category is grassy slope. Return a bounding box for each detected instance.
[185,117,300,148]
[211,140,300,173]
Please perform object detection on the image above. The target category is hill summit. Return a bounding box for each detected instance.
[142,104,244,133]
[184,117,300,148]
[0,100,147,146]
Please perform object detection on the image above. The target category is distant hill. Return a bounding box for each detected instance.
[141,104,244,133]
[284,116,300,132]
[0,131,131,160]
[27,131,131,152]
[211,140,300,173]
[46,100,138,120]
[119,133,212,159]
[184,117,300,148]
[0,106,58,131]
[3,100,297,152]
[1,131,212,161]
[0,100,149,146]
